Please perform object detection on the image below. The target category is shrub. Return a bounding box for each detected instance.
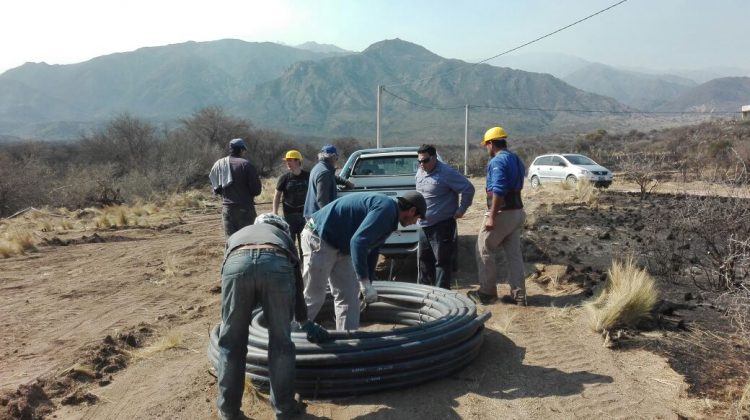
[584,257,659,332]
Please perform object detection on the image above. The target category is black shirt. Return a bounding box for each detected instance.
[276,170,310,215]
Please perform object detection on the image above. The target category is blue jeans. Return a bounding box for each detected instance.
[222,206,257,238]
[418,218,457,289]
[217,249,296,419]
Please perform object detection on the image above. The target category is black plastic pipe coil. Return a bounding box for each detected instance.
[207,281,491,398]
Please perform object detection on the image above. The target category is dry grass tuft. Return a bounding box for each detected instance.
[545,305,578,325]
[0,227,37,258]
[162,253,179,278]
[256,178,278,204]
[165,190,212,209]
[584,257,658,333]
[135,332,185,360]
[575,180,600,207]
[94,214,112,229]
[737,378,750,419]
[493,312,517,335]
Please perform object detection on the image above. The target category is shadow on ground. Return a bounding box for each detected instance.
[319,328,614,419]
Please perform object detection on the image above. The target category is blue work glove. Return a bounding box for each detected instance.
[301,321,330,343]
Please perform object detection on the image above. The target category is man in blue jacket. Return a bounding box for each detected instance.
[303,144,354,219]
[468,126,527,306]
[302,192,426,330]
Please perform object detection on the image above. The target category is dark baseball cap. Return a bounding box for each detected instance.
[229,138,247,150]
[401,191,427,219]
[321,144,338,155]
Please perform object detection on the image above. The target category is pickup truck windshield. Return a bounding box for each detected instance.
[351,156,419,176]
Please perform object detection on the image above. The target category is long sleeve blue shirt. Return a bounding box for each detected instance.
[486,150,525,196]
[416,160,475,227]
[311,193,399,280]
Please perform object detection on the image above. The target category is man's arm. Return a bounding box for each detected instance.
[335,176,354,189]
[485,193,505,230]
[272,191,282,215]
[446,169,475,218]
[247,163,262,197]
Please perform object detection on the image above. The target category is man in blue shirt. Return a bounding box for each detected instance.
[303,144,354,219]
[302,192,426,330]
[468,126,527,306]
[415,144,475,289]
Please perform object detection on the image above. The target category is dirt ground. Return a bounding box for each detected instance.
[1,178,746,419]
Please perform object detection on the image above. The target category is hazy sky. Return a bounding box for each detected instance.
[2,0,748,75]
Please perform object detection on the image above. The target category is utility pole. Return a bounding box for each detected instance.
[464,104,469,176]
[376,85,383,148]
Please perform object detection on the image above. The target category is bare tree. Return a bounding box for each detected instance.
[615,152,668,200]
[178,106,252,152]
[80,114,159,172]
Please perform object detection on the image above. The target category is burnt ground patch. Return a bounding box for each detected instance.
[527,190,750,403]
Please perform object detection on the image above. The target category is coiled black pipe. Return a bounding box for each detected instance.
[207,281,490,398]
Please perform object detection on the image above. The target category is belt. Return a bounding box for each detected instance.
[230,244,285,255]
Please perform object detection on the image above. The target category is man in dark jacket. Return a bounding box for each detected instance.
[216,213,329,420]
[302,144,353,219]
[302,192,426,331]
[209,138,262,238]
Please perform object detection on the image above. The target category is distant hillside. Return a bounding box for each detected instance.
[0,38,633,141]
[239,39,630,141]
[296,41,352,55]
[489,52,592,79]
[563,63,697,110]
[0,39,341,131]
[655,77,750,113]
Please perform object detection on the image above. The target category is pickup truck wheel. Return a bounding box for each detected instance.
[530,176,540,188]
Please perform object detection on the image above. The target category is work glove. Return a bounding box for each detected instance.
[359,280,378,304]
[301,320,330,343]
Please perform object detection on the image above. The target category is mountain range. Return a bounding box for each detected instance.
[0,38,747,142]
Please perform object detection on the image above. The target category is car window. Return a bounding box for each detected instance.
[550,156,566,166]
[351,156,418,176]
[563,154,596,165]
[533,156,551,166]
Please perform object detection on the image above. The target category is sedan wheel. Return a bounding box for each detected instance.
[530,176,540,188]
[565,175,577,185]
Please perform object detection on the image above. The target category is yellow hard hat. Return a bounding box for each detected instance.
[284,150,303,160]
[481,126,508,145]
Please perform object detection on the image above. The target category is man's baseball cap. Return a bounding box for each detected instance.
[401,191,427,219]
[229,138,247,150]
[321,144,338,155]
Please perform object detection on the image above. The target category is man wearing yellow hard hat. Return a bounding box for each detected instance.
[273,150,309,258]
[468,126,527,306]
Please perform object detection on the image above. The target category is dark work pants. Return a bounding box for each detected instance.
[418,218,457,290]
[284,212,305,261]
[222,206,257,239]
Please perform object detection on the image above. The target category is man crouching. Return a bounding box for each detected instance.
[217,213,329,420]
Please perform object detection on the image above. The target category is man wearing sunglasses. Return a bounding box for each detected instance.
[415,144,475,289]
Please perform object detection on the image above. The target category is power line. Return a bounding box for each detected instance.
[386,0,629,88]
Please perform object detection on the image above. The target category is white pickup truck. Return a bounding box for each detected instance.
[336,147,423,256]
